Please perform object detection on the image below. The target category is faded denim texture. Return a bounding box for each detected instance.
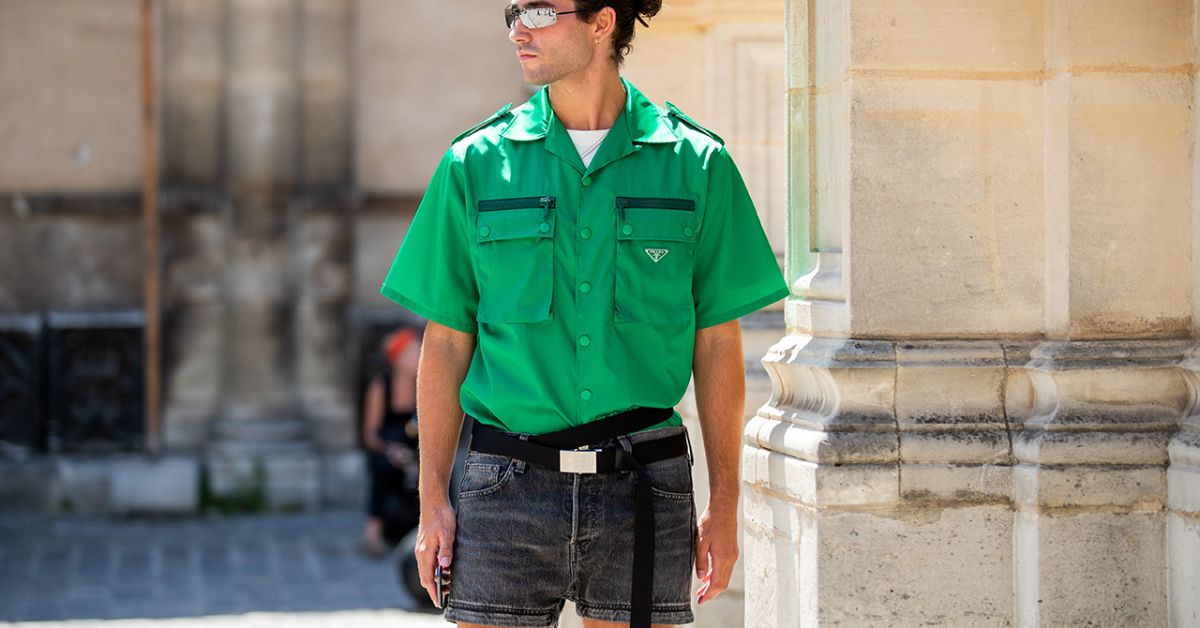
[444,425,697,627]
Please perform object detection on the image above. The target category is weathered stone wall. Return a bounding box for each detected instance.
[0,0,142,192]
[749,1,1199,626]
[354,0,533,195]
[0,200,144,311]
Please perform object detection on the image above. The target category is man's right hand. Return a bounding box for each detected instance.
[415,499,457,608]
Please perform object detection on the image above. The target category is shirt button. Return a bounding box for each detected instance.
[580,281,591,294]
[539,222,550,233]
[622,224,633,236]
[684,226,694,237]
[479,226,490,238]
[580,228,592,239]
[580,389,592,400]
[582,176,592,187]
[578,335,591,347]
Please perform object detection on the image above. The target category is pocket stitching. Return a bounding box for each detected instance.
[457,459,516,499]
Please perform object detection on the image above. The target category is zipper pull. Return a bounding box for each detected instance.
[616,197,627,224]
[541,195,554,221]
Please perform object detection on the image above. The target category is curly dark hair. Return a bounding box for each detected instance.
[572,0,663,67]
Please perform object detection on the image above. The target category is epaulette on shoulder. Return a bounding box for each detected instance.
[452,103,514,144]
[664,101,725,146]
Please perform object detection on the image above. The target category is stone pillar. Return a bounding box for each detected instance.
[179,0,353,511]
[1170,349,1200,627]
[747,1,1196,626]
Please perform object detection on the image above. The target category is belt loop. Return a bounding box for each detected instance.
[684,427,694,466]
[617,434,635,473]
[513,433,530,473]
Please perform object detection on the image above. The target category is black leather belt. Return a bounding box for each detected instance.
[466,406,689,628]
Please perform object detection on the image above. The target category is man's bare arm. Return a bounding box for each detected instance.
[414,320,475,607]
[691,318,744,604]
[416,320,476,506]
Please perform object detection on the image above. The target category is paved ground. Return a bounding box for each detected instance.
[0,511,446,627]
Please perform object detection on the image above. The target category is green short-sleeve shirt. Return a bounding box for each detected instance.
[381,76,788,435]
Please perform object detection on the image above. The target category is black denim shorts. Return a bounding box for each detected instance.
[444,425,697,627]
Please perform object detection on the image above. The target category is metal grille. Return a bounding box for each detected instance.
[46,311,145,452]
[0,314,43,456]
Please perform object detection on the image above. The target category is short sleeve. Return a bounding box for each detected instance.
[380,147,479,334]
[692,146,789,329]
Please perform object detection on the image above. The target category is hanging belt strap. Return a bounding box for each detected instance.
[467,406,685,628]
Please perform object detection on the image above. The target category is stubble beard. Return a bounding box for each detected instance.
[521,41,593,87]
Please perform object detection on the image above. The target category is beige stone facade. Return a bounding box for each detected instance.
[747,1,1200,626]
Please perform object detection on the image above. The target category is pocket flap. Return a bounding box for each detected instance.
[618,207,696,242]
[476,207,556,243]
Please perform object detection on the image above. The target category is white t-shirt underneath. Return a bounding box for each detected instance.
[566,127,611,168]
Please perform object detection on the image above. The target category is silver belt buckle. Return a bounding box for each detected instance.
[560,447,599,474]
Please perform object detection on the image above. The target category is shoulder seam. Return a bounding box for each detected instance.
[664,101,725,146]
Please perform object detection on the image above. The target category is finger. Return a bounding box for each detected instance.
[694,539,710,579]
[415,537,437,604]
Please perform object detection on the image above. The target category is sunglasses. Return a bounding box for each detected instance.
[505,5,580,29]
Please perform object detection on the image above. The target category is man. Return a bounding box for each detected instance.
[379,1,787,626]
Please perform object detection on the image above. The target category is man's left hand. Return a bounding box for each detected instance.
[694,503,739,605]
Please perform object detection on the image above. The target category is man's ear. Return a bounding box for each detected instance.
[593,5,616,40]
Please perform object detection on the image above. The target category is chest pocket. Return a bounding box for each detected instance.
[474,196,556,324]
[614,196,696,325]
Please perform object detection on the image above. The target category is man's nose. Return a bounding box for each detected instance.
[509,19,531,44]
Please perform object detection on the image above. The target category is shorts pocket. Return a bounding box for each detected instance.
[457,451,517,499]
[645,454,694,500]
[474,196,556,324]
[613,197,696,326]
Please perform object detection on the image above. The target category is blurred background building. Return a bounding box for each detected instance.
[0,0,783,625]
[4,1,1200,627]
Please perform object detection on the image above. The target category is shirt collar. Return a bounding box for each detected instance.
[500,76,681,145]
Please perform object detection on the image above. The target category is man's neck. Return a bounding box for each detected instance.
[547,69,626,131]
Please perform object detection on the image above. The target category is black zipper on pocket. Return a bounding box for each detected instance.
[479,196,556,211]
[615,196,695,222]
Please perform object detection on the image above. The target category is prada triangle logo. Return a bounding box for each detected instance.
[644,247,669,263]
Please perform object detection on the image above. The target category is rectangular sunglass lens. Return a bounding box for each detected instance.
[504,5,518,28]
[524,7,556,28]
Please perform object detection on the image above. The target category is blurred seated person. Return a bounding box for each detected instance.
[360,326,422,557]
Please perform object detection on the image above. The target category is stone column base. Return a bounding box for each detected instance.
[206,439,321,512]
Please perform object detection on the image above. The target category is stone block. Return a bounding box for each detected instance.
[109,455,200,514]
[1168,437,1200,514]
[1066,74,1192,337]
[849,77,1045,337]
[1015,511,1166,627]
[0,209,143,311]
[0,458,55,512]
[743,444,899,508]
[813,506,1013,626]
[320,448,366,509]
[851,0,1042,72]
[0,0,141,191]
[1168,512,1200,627]
[354,207,415,305]
[900,463,1012,503]
[206,442,321,511]
[1066,0,1192,68]
[162,0,225,184]
[51,457,112,513]
[162,302,222,449]
[1013,463,1165,510]
[743,488,804,628]
[354,0,530,193]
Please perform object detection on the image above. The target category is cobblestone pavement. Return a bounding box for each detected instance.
[0,511,446,627]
